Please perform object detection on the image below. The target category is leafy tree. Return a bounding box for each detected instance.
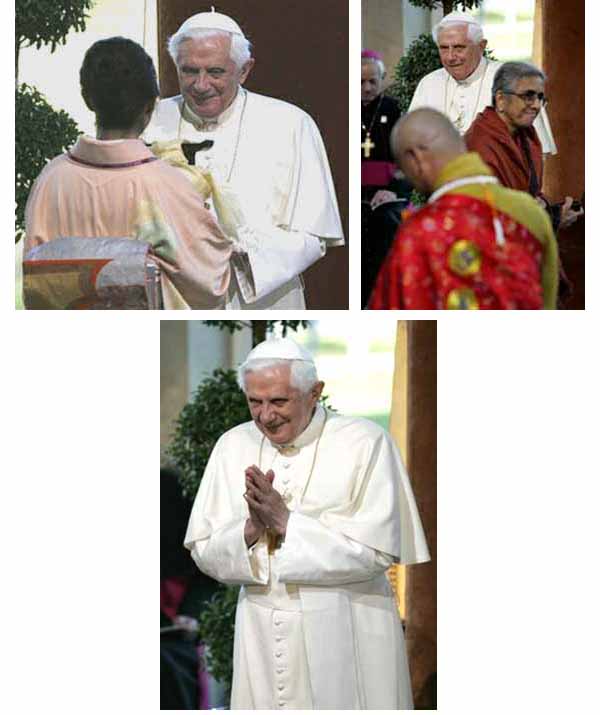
[389,33,443,115]
[166,369,250,501]
[15,0,92,241]
[197,585,239,696]
[16,0,94,79]
[15,84,80,241]
[408,0,482,14]
[202,320,310,346]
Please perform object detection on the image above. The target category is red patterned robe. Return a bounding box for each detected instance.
[369,193,547,310]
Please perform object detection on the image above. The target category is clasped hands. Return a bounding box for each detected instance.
[243,465,290,547]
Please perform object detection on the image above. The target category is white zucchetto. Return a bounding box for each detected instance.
[175,9,246,38]
[242,337,315,365]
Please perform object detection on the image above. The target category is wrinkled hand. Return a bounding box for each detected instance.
[244,465,289,538]
[559,196,584,230]
[370,189,397,210]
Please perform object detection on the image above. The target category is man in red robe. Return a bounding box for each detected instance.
[369,108,558,310]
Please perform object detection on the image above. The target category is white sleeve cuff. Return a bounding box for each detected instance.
[231,226,325,303]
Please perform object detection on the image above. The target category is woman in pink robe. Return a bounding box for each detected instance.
[24,37,233,309]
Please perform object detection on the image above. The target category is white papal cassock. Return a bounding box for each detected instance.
[184,405,430,709]
[408,57,557,154]
[144,89,344,310]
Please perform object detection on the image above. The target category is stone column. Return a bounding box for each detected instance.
[160,320,188,461]
[404,320,437,709]
[362,0,405,90]
[542,0,585,308]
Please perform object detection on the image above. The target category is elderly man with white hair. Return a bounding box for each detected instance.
[408,11,556,154]
[144,10,344,310]
[184,336,430,709]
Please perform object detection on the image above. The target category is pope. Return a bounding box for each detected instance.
[144,10,344,310]
[184,337,430,709]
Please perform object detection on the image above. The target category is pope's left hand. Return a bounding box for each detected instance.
[244,465,290,537]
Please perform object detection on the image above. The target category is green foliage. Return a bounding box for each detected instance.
[15,84,81,241]
[389,34,443,115]
[197,585,239,693]
[202,320,311,343]
[166,369,250,501]
[410,188,428,208]
[407,0,482,11]
[16,0,94,53]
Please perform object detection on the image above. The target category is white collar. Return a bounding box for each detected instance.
[448,57,487,87]
[428,175,498,204]
[181,86,244,130]
[270,404,327,452]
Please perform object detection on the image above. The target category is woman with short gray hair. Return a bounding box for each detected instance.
[466,61,582,232]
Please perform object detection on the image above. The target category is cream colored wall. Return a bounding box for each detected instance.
[362,0,405,90]
[160,322,253,460]
[160,321,188,460]
[18,0,158,136]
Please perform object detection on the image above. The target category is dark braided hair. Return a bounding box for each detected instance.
[80,37,159,130]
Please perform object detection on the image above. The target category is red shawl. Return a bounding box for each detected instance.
[465,107,543,196]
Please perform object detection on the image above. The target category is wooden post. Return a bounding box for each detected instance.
[404,321,437,709]
[542,0,585,308]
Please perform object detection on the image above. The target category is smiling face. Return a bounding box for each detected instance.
[437,24,486,82]
[176,34,253,119]
[244,364,323,445]
[496,76,545,134]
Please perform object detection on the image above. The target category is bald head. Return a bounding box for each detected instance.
[391,108,466,193]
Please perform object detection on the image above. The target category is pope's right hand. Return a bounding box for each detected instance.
[243,466,275,546]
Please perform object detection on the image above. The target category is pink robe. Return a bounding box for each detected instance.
[24,135,233,309]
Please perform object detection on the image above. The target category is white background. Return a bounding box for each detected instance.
[4,0,599,712]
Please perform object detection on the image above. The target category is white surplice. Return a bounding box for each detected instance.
[184,405,430,710]
[409,58,557,154]
[144,89,344,309]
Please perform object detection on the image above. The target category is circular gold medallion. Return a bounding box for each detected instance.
[446,287,479,310]
[448,239,482,277]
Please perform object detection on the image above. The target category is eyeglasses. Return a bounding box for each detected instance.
[503,91,548,107]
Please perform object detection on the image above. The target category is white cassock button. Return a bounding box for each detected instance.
[275,619,282,626]
[283,462,290,469]
[276,651,283,658]
[279,701,285,707]
[277,668,284,674]
[282,477,290,485]
[278,684,284,691]
[276,636,283,642]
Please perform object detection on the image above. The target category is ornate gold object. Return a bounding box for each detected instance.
[448,239,482,276]
[446,287,479,310]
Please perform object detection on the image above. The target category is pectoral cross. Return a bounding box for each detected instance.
[362,132,375,159]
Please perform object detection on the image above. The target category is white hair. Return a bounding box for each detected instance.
[237,358,319,394]
[167,28,252,69]
[361,56,385,77]
[432,20,484,45]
